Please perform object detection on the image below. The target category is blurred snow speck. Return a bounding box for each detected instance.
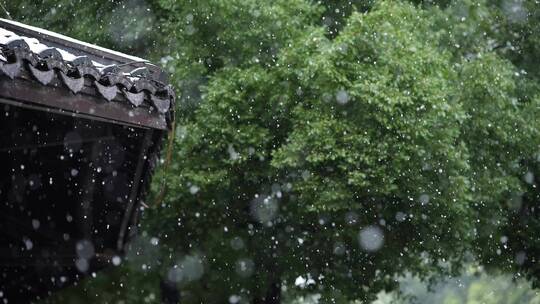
[230,236,245,250]
[75,258,89,273]
[70,168,79,177]
[75,239,95,260]
[250,195,279,224]
[228,144,240,161]
[108,0,155,48]
[23,238,33,251]
[31,219,40,230]
[524,171,534,184]
[502,0,528,23]
[419,193,430,205]
[235,258,255,278]
[112,255,122,266]
[358,225,384,252]
[229,295,241,304]
[167,255,204,283]
[336,89,349,105]
[515,251,527,265]
[395,211,407,222]
[189,185,200,195]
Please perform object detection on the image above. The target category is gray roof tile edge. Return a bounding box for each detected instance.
[0,24,175,128]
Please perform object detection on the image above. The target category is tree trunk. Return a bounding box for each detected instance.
[160,278,180,304]
[253,276,281,304]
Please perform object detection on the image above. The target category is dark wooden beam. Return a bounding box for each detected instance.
[0,77,167,130]
[116,129,154,250]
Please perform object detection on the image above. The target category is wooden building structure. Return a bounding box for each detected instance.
[0,18,174,302]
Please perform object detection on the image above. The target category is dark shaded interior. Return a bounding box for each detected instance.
[0,103,149,302]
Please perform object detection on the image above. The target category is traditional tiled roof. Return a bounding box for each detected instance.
[0,20,174,128]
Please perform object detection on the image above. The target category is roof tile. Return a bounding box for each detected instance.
[0,25,175,127]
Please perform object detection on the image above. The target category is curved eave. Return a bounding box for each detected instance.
[0,19,175,130]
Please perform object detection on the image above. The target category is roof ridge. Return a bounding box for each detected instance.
[0,22,174,130]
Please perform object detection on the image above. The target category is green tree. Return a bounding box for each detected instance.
[144,1,539,302]
[428,0,540,289]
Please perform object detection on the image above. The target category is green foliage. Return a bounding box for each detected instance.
[147,1,539,302]
[158,0,322,70]
[3,0,167,56]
